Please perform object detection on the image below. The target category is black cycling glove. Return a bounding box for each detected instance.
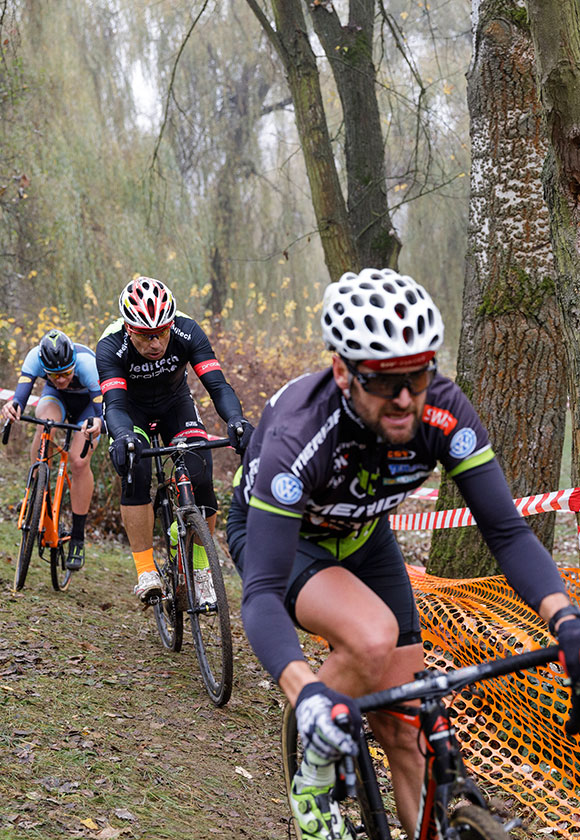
[227,416,254,455]
[109,433,143,476]
[556,616,580,736]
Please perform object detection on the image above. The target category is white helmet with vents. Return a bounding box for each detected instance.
[321,268,444,368]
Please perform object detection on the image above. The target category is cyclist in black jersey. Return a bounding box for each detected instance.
[96,276,253,605]
[226,268,580,840]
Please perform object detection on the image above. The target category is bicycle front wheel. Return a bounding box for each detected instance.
[15,463,48,591]
[281,703,389,840]
[182,507,233,706]
[50,476,73,592]
[153,505,183,652]
[450,805,511,839]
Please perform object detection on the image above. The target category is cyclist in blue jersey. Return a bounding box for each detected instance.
[226,268,580,840]
[1,329,102,570]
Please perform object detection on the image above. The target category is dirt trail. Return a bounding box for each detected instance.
[0,523,291,840]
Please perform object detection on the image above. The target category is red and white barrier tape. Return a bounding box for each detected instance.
[393,487,580,537]
[0,388,39,406]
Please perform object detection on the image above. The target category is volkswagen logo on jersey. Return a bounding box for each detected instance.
[450,427,477,459]
[271,473,303,506]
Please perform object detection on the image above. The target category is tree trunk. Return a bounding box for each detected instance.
[428,0,566,577]
[526,0,580,496]
[307,1,401,268]
[247,0,360,280]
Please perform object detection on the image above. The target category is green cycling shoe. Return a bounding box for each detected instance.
[290,779,355,840]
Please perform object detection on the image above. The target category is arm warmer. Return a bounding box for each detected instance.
[454,459,567,611]
[241,506,306,681]
[198,369,243,423]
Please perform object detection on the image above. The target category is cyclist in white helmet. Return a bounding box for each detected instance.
[227,268,580,840]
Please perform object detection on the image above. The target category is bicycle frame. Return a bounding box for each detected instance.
[347,646,562,840]
[17,422,74,552]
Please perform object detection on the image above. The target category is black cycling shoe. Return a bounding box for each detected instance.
[66,540,85,571]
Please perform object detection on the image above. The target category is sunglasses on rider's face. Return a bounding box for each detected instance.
[127,326,171,342]
[46,366,75,380]
[344,359,437,399]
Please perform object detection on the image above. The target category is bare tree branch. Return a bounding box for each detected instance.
[148,0,211,184]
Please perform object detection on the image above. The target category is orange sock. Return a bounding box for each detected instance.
[133,548,155,577]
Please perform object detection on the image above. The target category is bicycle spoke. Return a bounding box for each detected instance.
[14,464,48,591]
[182,508,233,706]
[50,477,73,592]
[152,506,183,652]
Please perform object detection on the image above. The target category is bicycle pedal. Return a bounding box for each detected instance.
[502,818,522,831]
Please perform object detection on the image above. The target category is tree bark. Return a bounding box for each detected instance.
[429,0,566,577]
[307,0,401,268]
[247,0,360,280]
[526,0,580,494]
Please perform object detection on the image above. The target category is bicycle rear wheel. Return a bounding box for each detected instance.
[182,507,233,706]
[450,805,510,839]
[153,504,183,652]
[14,463,48,591]
[50,476,73,592]
[281,702,390,840]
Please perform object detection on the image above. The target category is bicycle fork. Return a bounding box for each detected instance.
[414,700,486,840]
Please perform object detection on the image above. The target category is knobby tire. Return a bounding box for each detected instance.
[281,703,388,840]
[182,507,233,706]
[153,504,184,652]
[50,476,73,592]
[450,805,511,839]
[15,463,48,591]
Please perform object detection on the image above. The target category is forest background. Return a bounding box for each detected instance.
[1,0,580,577]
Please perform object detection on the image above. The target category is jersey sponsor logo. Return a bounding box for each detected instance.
[193,359,222,376]
[101,377,127,393]
[290,408,341,475]
[129,355,180,378]
[387,449,415,460]
[332,440,364,471]
[383,469,431,485]
[18,375,32,384]
[306,490,408,525]
[243,457,261,504]
[349,467,379,499]
[449,427,477,459]
[423,404,458,436]
[271,473,304,506]
[172,325,192,340]
[389,463,429,475]
[115,332,129,357]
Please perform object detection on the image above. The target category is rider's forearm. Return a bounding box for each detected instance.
[101,399,134,439]
[88,389,104,419]
[198,370,243,422]
[539,592,575,631]
[242,589,307,682]
[12,374,35,411]
[241,506,305,681]
[279,660,321,706]
[454,460,567,611]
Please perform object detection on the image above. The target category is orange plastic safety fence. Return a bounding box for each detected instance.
[408,565,580,837]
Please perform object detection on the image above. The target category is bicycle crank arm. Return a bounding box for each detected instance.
[188,604,218,615]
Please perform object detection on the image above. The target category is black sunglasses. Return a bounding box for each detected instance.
[344,359,437,399]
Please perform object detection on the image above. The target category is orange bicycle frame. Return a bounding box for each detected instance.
[17,426,71,550]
